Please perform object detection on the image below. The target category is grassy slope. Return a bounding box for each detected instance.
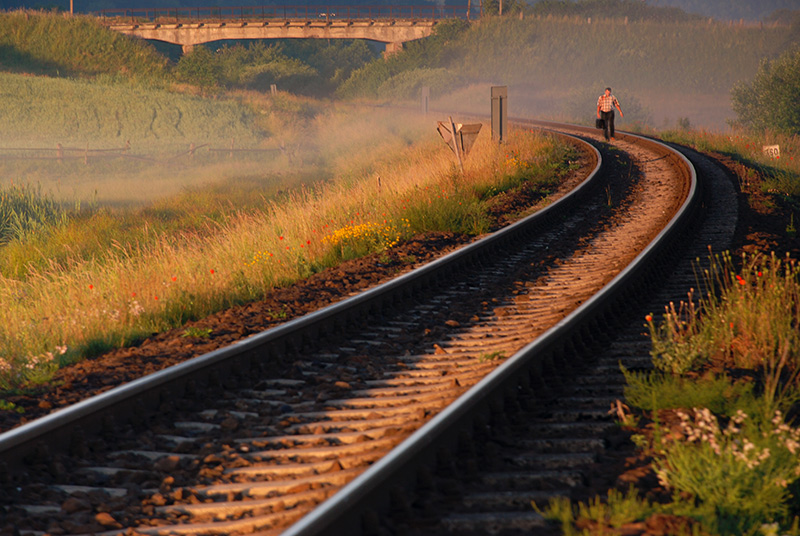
[0,10,168,80]
[341,12,793,130]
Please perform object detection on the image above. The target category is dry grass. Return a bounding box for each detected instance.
[0,106,570,390]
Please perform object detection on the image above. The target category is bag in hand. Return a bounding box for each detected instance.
[595,118,605,129]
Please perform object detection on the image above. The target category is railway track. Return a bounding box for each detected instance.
[0,120,732,536]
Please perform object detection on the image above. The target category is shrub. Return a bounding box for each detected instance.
[653,408,800,534]
[176,45,223,87]
[731,47,800,135]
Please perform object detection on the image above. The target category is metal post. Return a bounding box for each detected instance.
[491,86,507,143]
[421,86,430,115]
[449,116,464,172]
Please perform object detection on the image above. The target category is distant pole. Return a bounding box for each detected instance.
[70,0,73,14]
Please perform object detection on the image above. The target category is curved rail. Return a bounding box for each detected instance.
[0,129,600,470]
[0,122,700,536]
[281,124,698,535]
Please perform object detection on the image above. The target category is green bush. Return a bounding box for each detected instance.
[731,47,800,135]
[176,45,223,87]
[623,369,759,417]
[653,408,800,534]
[177,40,375,95]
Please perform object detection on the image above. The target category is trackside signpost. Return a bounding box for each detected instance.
[491,85,507,143]
[437,117,482,171]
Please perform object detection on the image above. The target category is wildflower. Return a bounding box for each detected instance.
[129,300,144,317]
[210,269,215,274]
[89,284,94,290]
[645,315,653,322]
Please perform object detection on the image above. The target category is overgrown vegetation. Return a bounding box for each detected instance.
[177,40,377,96]
[0,183,67,245]
[731,47,800,135]
[0,123,576,392]
[537,251,800,534]
[0,10,168,82]
[4,8,800,529]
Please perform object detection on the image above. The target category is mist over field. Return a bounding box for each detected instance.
[645,0,798,22]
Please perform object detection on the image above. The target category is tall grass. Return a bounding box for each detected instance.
[0,183,68,246]
[0,10,169,82]
[0,121,575,391]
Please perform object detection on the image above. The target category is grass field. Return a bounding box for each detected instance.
[0,97,577,392]
[3,8,800,531]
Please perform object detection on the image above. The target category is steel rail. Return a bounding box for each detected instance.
[0,128,600,472]
[281,124,699,535]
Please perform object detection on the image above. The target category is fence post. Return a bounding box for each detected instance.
[229,139,234,158]
[189,143,196,158]
[57,143,63,164]
[84,144,89,165]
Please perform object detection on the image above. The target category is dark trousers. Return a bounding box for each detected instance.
[600,110,615,140]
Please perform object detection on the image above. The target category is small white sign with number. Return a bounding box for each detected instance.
[763,145,780,159]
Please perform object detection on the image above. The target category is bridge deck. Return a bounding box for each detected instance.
[98,4,476,50]
[97,4,475,23]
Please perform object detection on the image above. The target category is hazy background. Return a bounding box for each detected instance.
[0,0,795,22]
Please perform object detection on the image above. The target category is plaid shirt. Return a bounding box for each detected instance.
[597,94,620,112]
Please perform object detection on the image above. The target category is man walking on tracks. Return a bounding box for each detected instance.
[597,87,624,141]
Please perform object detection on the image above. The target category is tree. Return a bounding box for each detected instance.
[731,47,800,135]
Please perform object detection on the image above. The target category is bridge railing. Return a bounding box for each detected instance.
[95,4,477,22]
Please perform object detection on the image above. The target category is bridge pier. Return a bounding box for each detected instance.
[383,42,403,57]
[182,44,194,55]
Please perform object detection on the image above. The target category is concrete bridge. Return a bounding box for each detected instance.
[97,4,477,55]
